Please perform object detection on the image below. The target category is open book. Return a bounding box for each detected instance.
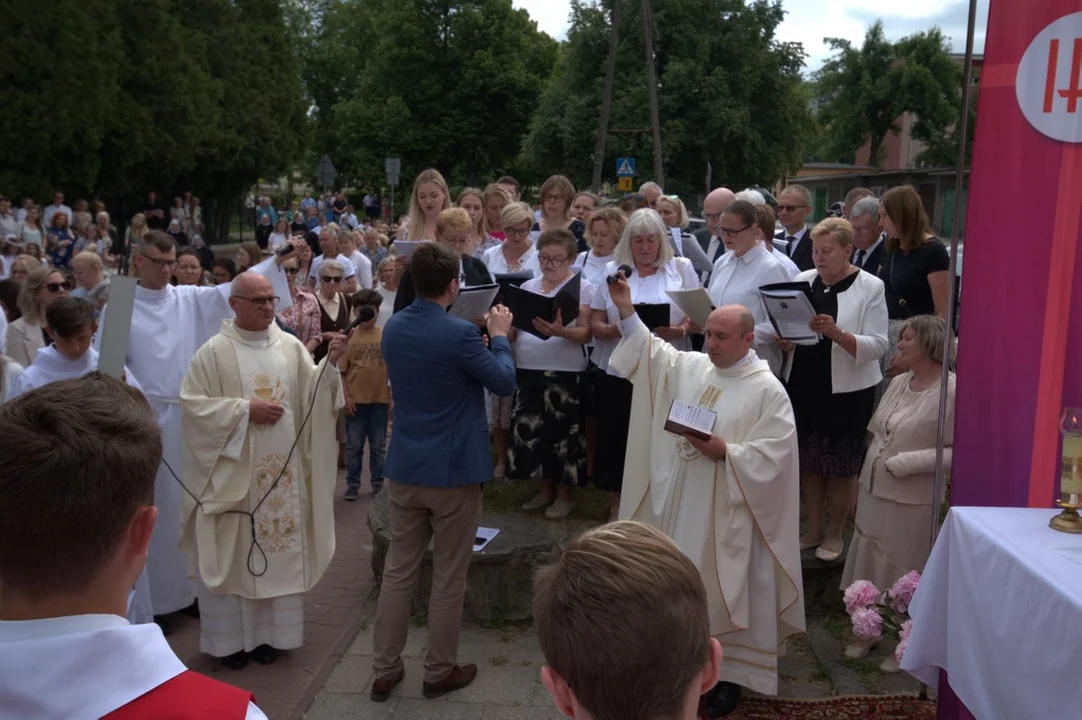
[503,274,581,339]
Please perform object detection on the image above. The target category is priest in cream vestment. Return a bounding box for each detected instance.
[179,272,345,668]
[607,275,804,712]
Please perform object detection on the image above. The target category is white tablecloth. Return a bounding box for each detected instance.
[902,506,1082,719]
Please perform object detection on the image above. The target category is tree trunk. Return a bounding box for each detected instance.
[643,0,664,186]
[868,133,884,168]
[591,0,621,193]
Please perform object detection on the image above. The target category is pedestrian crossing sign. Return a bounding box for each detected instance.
[617,177,633,191]
[616,157,636,177]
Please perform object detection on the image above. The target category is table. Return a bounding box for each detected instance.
[901,507,1082,719]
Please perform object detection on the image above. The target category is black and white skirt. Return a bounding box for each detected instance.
[508,369,586,487]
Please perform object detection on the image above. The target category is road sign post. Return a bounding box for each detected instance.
[385,157,401,222]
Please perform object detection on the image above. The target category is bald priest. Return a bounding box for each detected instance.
[606,274,805,716]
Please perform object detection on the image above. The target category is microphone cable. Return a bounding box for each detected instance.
[161,344,337,578]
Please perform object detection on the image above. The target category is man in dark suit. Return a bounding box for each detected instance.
[393,208,493,313]
[695,187,736,286]
[848,195,885,276]
[775,184,815,272]
[371,241,516,703]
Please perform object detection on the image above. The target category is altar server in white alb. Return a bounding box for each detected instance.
[94,231,296,627]
[9,295,153,626]
[179,271,346,669]
[607,273,805,717]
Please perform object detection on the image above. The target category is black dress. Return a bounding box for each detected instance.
[785,272,875,478]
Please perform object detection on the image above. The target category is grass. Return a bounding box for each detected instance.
[483,478,610,522]
[489,655,510,668]
[411,615,427,628]
[843,657,884,693]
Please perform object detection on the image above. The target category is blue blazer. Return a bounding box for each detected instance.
[382,299,516,488]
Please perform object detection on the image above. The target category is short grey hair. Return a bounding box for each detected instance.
[639,181,663,195]
[734,189,766,206]
[614,208,674,269]
[899,314,953,365]
[320,225,339,241]
[850,196,880,222]
[319,258,345,276]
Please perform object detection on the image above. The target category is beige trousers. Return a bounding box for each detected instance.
[372,480,482,684]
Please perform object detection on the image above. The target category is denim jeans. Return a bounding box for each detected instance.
[345,403,389,491]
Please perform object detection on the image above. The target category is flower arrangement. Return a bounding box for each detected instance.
[842,571,921,663]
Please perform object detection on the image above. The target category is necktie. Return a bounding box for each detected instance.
[854,249,866,267]
[786,236,796,257]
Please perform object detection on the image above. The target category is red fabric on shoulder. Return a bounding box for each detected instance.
[102,670,255,720]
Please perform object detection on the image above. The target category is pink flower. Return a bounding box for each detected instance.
[851,607,883,641]
[888,571,921,614]
[843,580,879,614]
[895,637,908,663]
[895,619,913,663]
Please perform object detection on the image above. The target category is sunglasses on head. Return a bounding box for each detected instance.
[46,281,74,292]
[321,276,343,283]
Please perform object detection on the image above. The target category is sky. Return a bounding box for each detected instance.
[511,0,990,71]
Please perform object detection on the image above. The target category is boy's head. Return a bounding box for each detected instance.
[351,289,382,327]
[0,373,161,617]
[45,296,98,361]
[533,521,721,720]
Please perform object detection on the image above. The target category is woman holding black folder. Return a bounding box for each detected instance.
[589,209,699,520]
[509,229,595,519]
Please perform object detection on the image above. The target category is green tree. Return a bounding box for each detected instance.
[307,0,558,192]
[815,21,963,167]
[520,0,811,196]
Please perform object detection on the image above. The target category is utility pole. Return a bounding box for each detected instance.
[643,0,664,187]
[591,0,621,194]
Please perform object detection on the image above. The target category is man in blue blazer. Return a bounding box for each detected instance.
[371,241,516,703]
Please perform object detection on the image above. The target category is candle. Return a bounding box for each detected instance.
[1063,434,1082,496]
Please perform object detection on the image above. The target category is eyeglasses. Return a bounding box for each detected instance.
[538,254,568,266]
[140,253,178,269]
[232,295,279,308]
[704,211,724,222]
[321,276,343,284]
[46,281,74,292]
[442,236,470,247]
[718,224,751,238]
[777,205,808,213]
[284,267,300,275]
[543,194,565,202]
[505,226,531,237]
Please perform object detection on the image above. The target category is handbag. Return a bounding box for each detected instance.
[579,345,603,416]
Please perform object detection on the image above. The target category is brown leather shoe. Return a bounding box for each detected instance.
[422,664,478,699]
[370,668,404,702]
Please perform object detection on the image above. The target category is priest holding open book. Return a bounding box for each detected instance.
[607,273,805,717]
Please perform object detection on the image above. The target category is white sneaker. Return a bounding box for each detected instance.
[544,499,574,520]
[521,493,552,511]
[844,637,878,660]
[879,654,901,673]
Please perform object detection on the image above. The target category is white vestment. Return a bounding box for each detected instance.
[610,314,805,695]
[0,614,267,719]
[179,320,342,656]
[8,346,152,626]
[93,257,291,616]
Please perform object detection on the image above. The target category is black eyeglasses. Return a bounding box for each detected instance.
[140,253,178,269]
[46,281,74,292]
[777,205,808,213]
[232,295,280,308]
[719,224,751,238]
[321,276,343,284]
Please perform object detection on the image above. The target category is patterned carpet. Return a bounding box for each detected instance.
[704,694,936,720]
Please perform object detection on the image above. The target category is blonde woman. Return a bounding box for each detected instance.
[9,255,40,283]
[126,213,148,253]
[483,202,540,276]
[482,182,513,242]
[570,191,600,225]
[406,168,451,241]
[7,267,71,366]
[456,187,489,256]
[531,175,587,252]
[575,206,626,290]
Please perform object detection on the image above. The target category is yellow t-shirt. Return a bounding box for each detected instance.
[338,326,390,404]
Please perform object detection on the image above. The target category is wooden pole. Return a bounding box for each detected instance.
[643,0,664,186]
[591,0,621,194]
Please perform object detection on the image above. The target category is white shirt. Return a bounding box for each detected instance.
[348,250,373,289]
[339,212,359,229]
[1,356,24,403]
[268,231,289,250]
[574,250,614,291]
[0,614,267,719]
[376,286,396,327]
[308,253,356,291]
[590,258,698,374]
[513,275,596,372]
[782,225,809,258]
[482,243,540,277]
[0,212,18,237]
[706,242,794,374]
[42,203,73,229]
[769,245,801,279]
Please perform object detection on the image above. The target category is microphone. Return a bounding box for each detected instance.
[345,304,377,333]
[606,264,634,285]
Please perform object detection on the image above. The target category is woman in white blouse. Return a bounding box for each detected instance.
[704,199,793,374]
[589,208,699,519]
[778,218,889,563]
[574,206,625,290]
[268,216,290,250]
[510,229,594,520]
[483,201,540,478]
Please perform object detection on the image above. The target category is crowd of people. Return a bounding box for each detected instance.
[0,168,957,719]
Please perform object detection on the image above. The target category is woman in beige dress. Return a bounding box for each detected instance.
[841,314,955,668]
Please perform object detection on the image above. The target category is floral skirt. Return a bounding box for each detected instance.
[508,369,586,487]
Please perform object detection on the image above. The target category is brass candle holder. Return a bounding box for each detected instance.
[1051,408,1082,534]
